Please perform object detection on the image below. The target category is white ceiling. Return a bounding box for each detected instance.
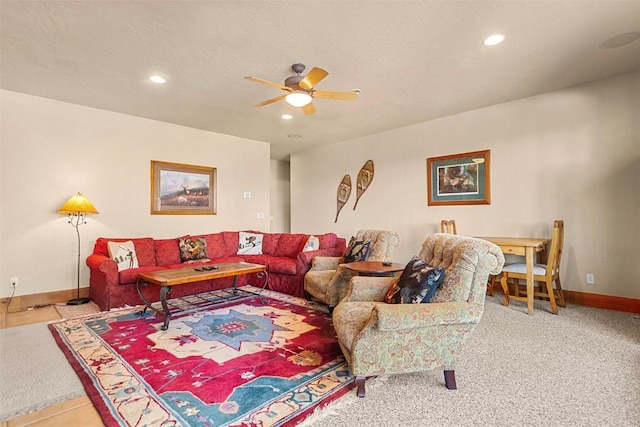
[2,1,639,160]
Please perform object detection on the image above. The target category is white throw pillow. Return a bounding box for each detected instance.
[107,240,139,271]
[302,235,320,252]
[237,232,263,255]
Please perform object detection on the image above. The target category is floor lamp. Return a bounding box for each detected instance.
[57,192,99,305]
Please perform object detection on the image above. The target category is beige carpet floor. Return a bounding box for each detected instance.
[301,296,640,427]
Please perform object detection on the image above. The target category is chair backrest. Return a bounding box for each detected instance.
[354,229,400,262]
[546,220,564,276]
[440,220,457,234]
[419,233,504,305]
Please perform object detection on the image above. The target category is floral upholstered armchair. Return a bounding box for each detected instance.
[332,233,505,397]
[304,229,400,312]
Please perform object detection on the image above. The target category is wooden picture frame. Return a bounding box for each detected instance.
[150,160,217,215]
[426,150,490,206]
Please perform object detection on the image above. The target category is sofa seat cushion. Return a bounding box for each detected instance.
[265,256,296,275]
[333,301,378,353]
[241,254,269,267]
[241,255,295,275]
[119,266,168,285]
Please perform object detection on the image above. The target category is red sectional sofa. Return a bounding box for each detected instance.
[87,231,346,311]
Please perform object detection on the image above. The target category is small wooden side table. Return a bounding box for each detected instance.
[344,261,405,277]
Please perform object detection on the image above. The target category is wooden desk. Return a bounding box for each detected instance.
[476,237,549,314]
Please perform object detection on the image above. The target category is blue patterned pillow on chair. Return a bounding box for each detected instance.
[342,236,371,263]
[384,256,445,304]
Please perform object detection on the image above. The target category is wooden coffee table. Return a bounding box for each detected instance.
[137,261,268,330]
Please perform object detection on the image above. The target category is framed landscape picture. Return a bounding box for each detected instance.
[426,150,490,206]
[151,160,217,215]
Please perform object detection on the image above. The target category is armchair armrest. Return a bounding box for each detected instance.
[374,301,483,331]
[308,256,342,272]
[296,249,344,274]
[343,276,396,302]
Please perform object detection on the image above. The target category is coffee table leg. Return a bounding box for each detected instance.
[137,278,151,315]
[232,275,239,294]
[160,286,172,330]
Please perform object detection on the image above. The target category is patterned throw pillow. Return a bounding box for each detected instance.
[179,237,208,262]
[342,236,371,263]
[237,232,263,255]
[384,256,445,304]
[302,235,320,252]
[107,240,139,272]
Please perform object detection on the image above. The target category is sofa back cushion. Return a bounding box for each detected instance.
[318,233,338,249]
[274,233,307,258]
[154,238,182,266]
[198,233,226,259]
[221,232,240,256]
[94,237,156,267]
[261,233,281,255]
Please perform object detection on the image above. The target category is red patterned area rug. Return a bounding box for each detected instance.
[48,286,354,426]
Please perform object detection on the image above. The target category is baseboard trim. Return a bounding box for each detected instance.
[1,287,637,314]
[563,290,639,314]
[0,287,90,311]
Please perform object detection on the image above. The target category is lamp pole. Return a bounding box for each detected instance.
[67,212,90,305]
[57,192,99,306]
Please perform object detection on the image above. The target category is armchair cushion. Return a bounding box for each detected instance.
[343,237,371,263]
[384,257,445,304]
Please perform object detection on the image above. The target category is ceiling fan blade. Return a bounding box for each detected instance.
[302,102,316,115]
[244,76,289,91]
[299,67,328,90]
[313,90,358,101]
[253,95,286,107]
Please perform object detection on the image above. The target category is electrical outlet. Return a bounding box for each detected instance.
[586,273,595,285]
[257,212,265,219]
[243,192,252,199]
[10,277,18,287]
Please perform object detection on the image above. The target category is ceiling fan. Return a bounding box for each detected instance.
[244,63,358,115]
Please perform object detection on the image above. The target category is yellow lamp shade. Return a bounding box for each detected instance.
[57,192,99,215]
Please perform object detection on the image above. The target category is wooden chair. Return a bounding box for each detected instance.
[440,220,457,234]
[500,220,566,314]
[439,219,497,296]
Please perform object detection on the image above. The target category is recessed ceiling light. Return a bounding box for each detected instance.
[149,75,166,84]
[352,89,363,95]
[483,34,505,46]
[281,114,293,120]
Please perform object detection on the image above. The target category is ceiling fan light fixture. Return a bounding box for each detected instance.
[285,91,312,107]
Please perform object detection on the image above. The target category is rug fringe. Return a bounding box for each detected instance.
[297,375,390,426]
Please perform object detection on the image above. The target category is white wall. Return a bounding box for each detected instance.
[291,73,640,299]
[269,159,291,233]
[0,90,271,298]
